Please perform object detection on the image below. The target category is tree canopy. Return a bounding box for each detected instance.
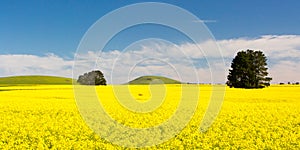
[227,49,272,88]
[77,70,106,85]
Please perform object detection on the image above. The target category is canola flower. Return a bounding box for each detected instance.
[0,85,299,149]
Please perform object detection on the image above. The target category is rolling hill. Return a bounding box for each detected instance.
[0,75,74,85]
[126,76,182,85]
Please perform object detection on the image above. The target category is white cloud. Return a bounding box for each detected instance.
[193,19,217,23]
[217,35,300,59]
[0,54,73,78]
[1,35,300,84]
[269,60,300,83]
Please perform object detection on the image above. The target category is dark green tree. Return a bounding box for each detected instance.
[77,70,106,85]
[227,49,272,88]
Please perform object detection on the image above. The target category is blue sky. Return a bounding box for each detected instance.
[1,0,299,56]
[1,0,300,83]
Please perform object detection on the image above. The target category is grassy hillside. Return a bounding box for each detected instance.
[127,76,181,85]
[0,75,74,85]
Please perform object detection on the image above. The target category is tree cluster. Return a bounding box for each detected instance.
[227,49,272,88]
[77,70,106,85]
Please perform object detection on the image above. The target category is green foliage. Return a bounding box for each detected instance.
[227,49,272,88]
[77,70,106,85]
[127,76,181,85]
[0,76,74,85]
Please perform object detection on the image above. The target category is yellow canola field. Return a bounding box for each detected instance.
[0,85,299,149]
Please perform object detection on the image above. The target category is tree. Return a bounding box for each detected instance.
[77,70,106,85]
[227,49,272,88]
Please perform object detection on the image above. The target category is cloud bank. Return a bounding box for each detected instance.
[1,35,300,84]
[0,54,73,78]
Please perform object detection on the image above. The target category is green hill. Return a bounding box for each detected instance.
[0,75,74,85]
[127,76,181,85]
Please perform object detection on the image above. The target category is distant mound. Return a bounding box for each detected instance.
[0,75,74,85]
[127,76,181,85]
